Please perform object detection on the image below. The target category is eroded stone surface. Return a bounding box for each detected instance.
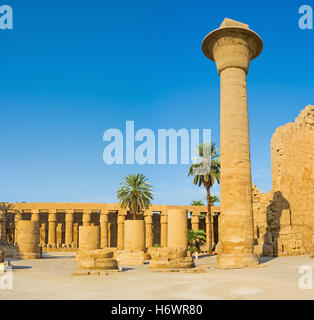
[253,106,314,257]
[148,248,194,270]
[76,249,118,270]
[114,249,145,266]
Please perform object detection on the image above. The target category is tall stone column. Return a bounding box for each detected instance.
[202,18,263,268]
[65,209,74,247]
[82,210,91,226]
[144,211,153,249]
[100,211,109,248]
[160,212,168,248]
[191,211,200,231]
[48,211,57,247]
[117,211,126,250]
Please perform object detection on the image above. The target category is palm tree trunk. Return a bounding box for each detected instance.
[206,186,212,253]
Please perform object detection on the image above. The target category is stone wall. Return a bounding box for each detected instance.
[253,105,314,256]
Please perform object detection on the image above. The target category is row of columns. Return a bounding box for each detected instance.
[0,209,215,249]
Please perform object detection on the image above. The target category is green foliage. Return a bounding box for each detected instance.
[117,173,153,219]
[153,243,162,248]
[210,195,220,204]
[188,229,206,253]
[191,200,205,206]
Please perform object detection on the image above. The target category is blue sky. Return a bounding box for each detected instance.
[1,0,313,204]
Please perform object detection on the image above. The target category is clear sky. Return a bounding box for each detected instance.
[1,0,313,204]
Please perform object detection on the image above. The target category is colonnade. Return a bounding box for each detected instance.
[0,205,221,250]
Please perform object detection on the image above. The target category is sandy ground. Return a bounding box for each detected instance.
[0,252,314,300]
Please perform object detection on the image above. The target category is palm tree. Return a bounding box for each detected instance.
[117,173,153,220]
[188,142,220,252]
[190,200,204,206]
[210,195,220,205]
[188,229,206,258]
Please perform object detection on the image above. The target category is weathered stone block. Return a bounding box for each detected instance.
[76,249,118,270]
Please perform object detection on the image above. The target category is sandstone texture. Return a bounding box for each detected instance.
[253,105,314,257]
[114,249,145,266]
[202,18,262,268]
[15,220,41,259]
[148,248,194,270]
[76,249,118,270]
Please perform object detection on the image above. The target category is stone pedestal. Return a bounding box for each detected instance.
[149,209,193,270]
[115,249,145,266]
[15,221,41,259]
[202,18,263,268]
[79,226,100,252]
[148,248,194,270]
[76,249,118,270]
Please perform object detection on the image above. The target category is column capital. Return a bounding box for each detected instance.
[191,210,201,217]
[100,212,109,223]
[65,210,74,222]
[144,210,153,217]
[118,209,128,216]
[160,214,167,224]
[48,211,57,222]
[144,215,153,224]
[117,215,126,224]
[202,18,263,74]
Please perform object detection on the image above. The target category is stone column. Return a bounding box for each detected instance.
[31,209,40,223]
[48,211,57,247]
[100,211,109,248]
[167,209,188,249]
[14,211,22,244]
[144,211,153,248]
[15,220,41,259]
[160,212,168,247]
[78,225,100,251]
[39,223,46,245]
[124,220,145,251]
[65,209,74,247]
[0,211,7,243]
[82,210,91,226]
[117,211,126,250]
[191,211,200,231]
[202,18,263,268]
